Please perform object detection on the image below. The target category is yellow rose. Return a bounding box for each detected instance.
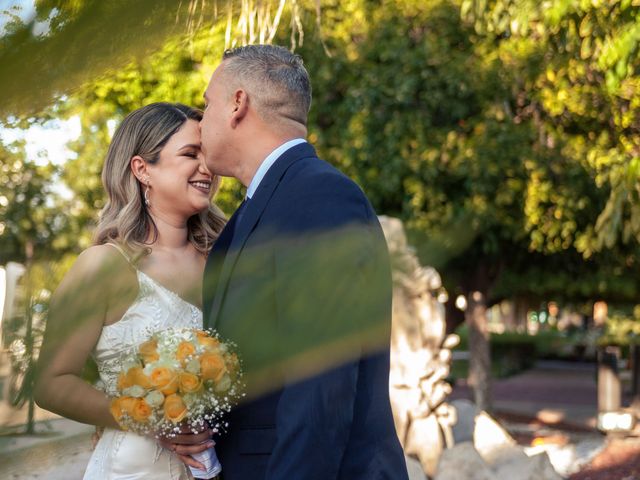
[127,366,152,389]
[150,367,179,395]
[176,341,196,366]
[110,396,138,425]
[179,372,203,394]
[164,394,188,423]
[131,398,152,423]
[196,332,220,350]
[109,397,125,422]
[200,352,226,382]
[117,372,132,391]
[119,396,138,416]
[139,339,159,364]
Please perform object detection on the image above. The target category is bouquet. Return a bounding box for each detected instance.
[109,327,243,478]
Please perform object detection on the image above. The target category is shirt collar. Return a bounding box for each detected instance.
[246,138,306,199]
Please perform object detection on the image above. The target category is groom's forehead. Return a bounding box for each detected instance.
[205,65,227,95]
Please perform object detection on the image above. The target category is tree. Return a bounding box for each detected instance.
[0,0,312,119]
[0,142,68,263]
[460,0,640,255]
[293,0,640,409]
[2,0,638,413]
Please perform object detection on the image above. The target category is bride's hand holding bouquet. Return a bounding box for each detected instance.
[109,327,243,478]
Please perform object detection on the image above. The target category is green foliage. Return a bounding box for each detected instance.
[453,326,547,378]
[0,0,186,118]
[0,142,69,263]
[450,323,586,379]
[1,0,638,307]
[294,0,638,302]
[461,0,640,254]
[600,305,640,346]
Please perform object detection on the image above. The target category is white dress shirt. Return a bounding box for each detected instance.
[246,138,306,199]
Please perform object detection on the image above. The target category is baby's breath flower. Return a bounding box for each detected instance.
[110,327,244,437]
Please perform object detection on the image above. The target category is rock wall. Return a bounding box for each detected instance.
[379,216,459,477]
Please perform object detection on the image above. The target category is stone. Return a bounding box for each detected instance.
[473,410,518,463]
[492,451,562,480]
[405,455,428,480]
[450,399,480,443]
[404,414,445,477]
[524,436,606,477]
[526,452,564,480]
[380,215,457,477]
[434,442,495,480]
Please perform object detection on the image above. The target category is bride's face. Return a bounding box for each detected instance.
[146,119,213,219]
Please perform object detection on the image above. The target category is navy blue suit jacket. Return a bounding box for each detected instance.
[203,143,408,479]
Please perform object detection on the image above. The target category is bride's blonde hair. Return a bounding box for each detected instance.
[94,103,226,259]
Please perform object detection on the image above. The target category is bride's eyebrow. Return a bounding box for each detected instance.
[178,143,201,152]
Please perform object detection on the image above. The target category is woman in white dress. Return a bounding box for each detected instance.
[34,103,226,479]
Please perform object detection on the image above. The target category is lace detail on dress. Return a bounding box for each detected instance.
[84,265,202,480]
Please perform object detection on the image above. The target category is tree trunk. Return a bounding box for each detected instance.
[513,296,530,333]
[466,291,492,412]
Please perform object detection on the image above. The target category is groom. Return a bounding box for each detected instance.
[198,45,408,479]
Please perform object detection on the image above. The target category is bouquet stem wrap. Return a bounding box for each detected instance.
[190,445,222,479]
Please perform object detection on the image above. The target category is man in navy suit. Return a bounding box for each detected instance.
[198,45,408,480]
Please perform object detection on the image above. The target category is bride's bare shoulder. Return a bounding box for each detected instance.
[59,244,134,289]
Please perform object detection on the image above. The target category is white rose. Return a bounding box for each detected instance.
[186,358,201,375]
[144,390,165,408]
[214,374,231,393]
[123,385,146,398]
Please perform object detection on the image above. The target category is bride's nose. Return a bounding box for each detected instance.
[198,154,212,177]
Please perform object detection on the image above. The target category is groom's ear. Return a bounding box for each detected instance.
[230,89,249,128]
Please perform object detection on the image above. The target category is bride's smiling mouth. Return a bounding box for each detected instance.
[189,180,211,194]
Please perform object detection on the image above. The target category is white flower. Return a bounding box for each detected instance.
[122,358,141,372]
[182,392,199,408]
[123,385,146,398]
[186,358,201,375]
[145,390,165,408]
[215,374,231,393]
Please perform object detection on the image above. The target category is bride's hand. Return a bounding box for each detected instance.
[157,427,215,470]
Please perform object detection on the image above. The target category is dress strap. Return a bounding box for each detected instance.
[105,242,135,268]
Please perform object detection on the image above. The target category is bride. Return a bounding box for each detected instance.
[34,102,226,479]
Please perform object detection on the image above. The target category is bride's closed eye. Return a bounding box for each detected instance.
[178,144,201,159]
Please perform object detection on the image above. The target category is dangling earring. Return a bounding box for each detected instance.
[144,177,150,207]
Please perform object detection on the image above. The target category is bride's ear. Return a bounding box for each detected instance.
[130,155,149,184]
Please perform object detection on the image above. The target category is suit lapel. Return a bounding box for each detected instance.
[202,206,241,326]
[207,142,317,329]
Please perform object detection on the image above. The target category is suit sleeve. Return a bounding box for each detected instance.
[265,171,391,479]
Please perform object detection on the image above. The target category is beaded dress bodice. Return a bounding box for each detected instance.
[84,245,202,480]
[93,270,202,396]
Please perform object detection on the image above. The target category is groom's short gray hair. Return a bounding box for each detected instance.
[222,45,312,127]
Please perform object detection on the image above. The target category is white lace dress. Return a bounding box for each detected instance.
[83,261,203,480]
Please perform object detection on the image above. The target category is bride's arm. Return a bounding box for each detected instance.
[34,245,137,428]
